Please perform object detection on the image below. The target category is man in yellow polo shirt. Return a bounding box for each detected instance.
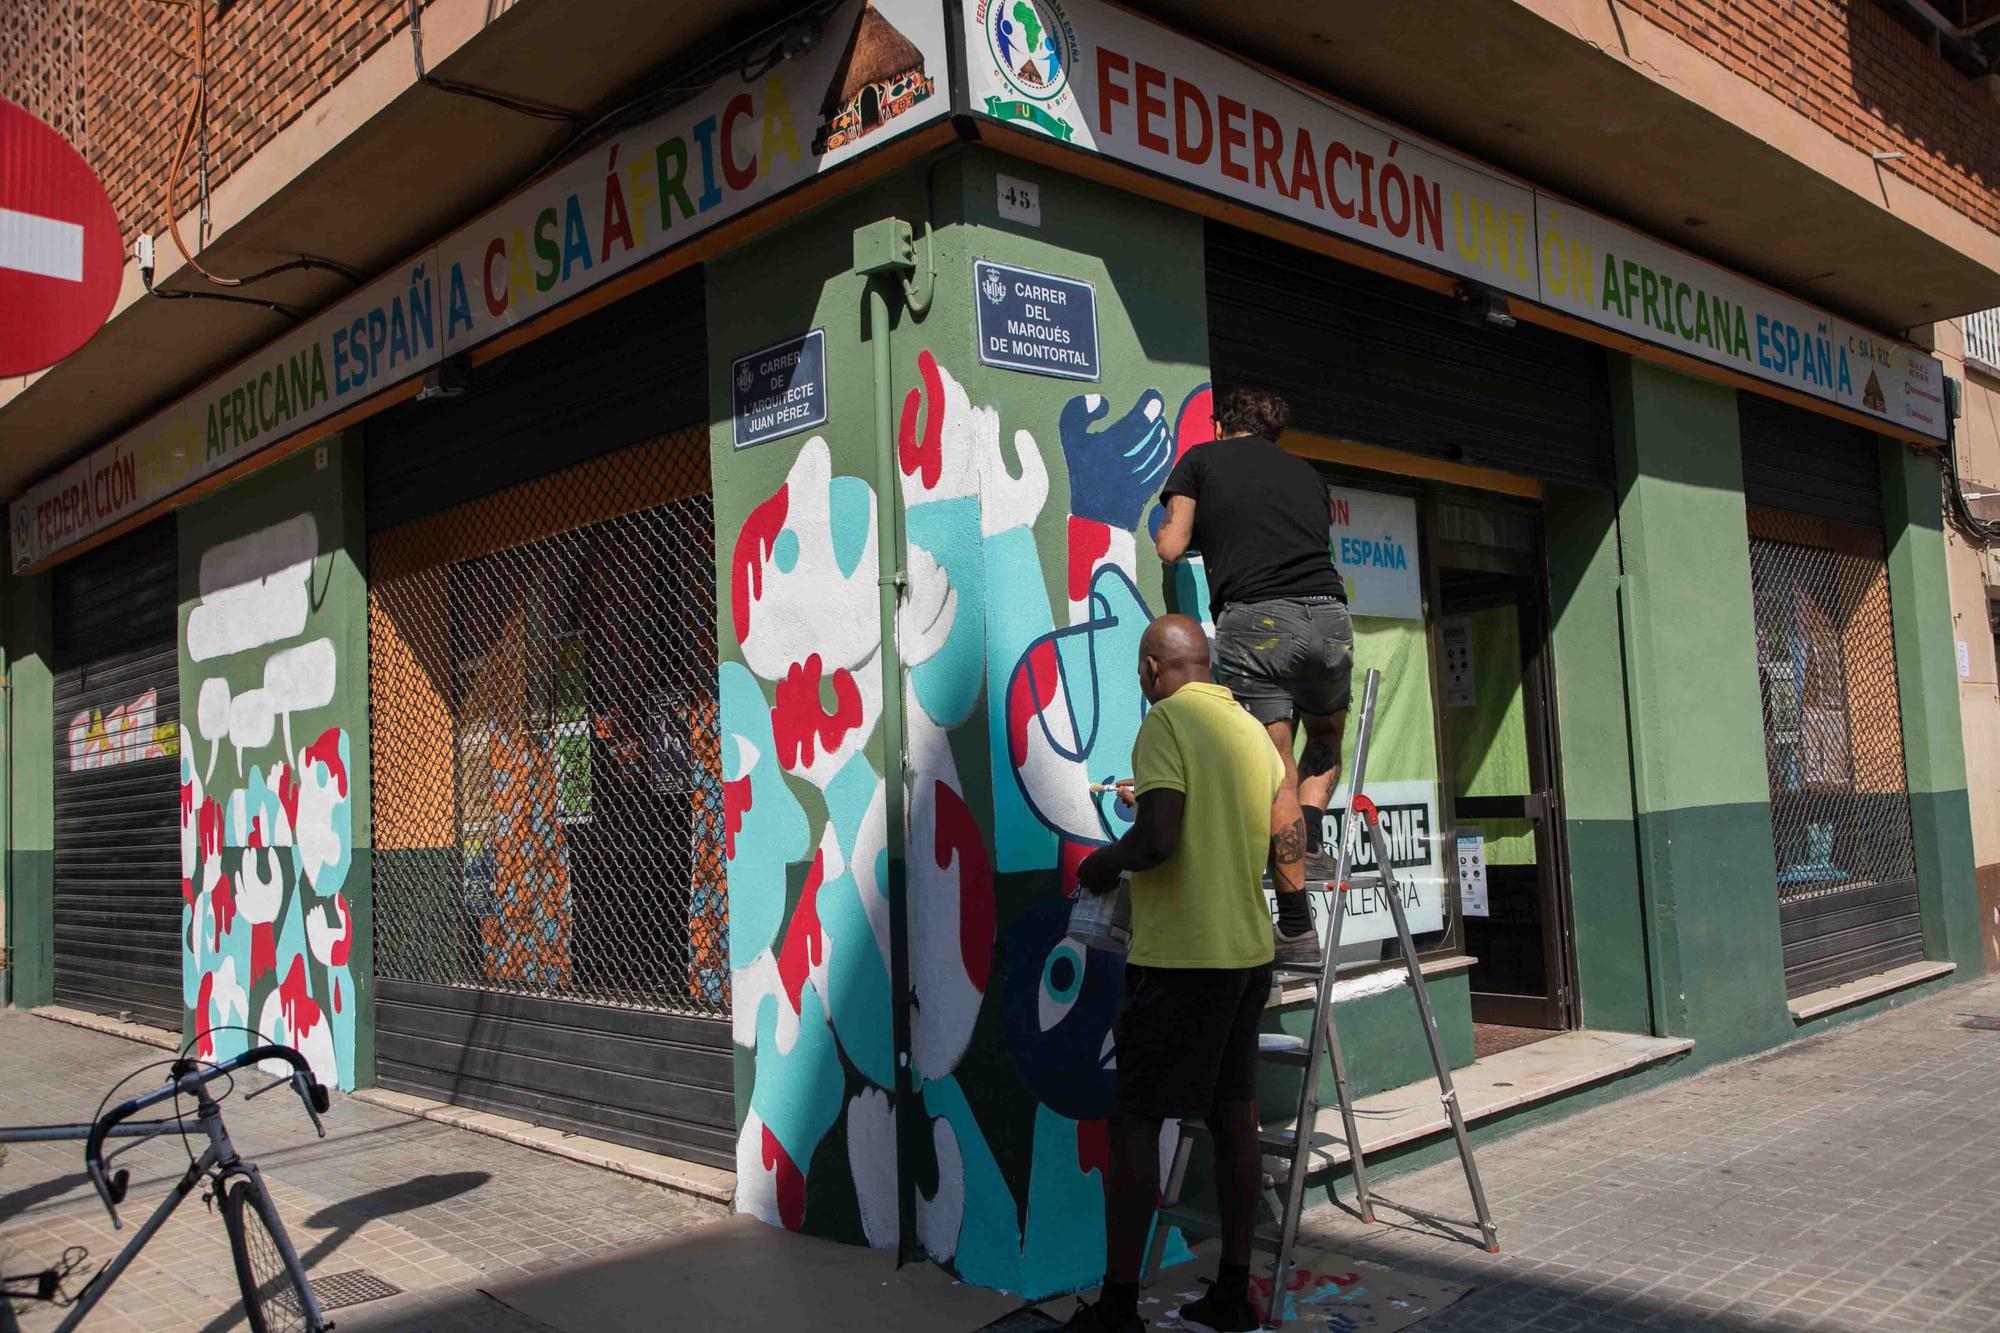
[1068,614,1297,1333]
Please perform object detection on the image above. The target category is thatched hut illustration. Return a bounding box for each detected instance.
[812,3,935,155]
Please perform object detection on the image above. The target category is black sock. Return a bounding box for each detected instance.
[1301,805,1325,855]
[1099,1280,1139,1321]
[1215,1262,1251,1304]
[1276,891,1312,936]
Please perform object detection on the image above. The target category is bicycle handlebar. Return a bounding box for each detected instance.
[84,1044,329,1227]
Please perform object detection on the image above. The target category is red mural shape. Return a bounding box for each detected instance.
[278,956,323,1039]
[276,762,300,830]
[771,654,863,769]
[1066,517,1113,604]
[251,923,277,986]
[730,485,791,642]
[933,781,995,993]
[1172,384,1215,464]
[776,849,827,1014]
[304,728,348,795]
[329,895,353,967]
[211,873,236,950]
[194,971,216,1059]
[1007,640,1062,766]
[897,349,945,491]
[197,797,225,861]
[723,776,752,859]
[761,1124,807,1231]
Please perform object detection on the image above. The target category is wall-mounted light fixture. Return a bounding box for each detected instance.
[1454,281,1517,330]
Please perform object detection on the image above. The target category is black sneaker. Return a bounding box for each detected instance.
[1174,1283,1262,1332]
[1062,1297,1144,1332]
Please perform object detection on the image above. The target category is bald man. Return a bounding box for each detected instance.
[1068,615,1290,1333]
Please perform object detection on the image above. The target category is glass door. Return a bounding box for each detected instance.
[1433,500,1574,1030]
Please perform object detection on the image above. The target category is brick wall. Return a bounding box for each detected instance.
[1,0,414,256]
[1627,0,2000,235]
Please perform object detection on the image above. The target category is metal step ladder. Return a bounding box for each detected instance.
[1142,667,1499,1325]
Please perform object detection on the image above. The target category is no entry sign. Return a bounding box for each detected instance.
[0,99,123,377]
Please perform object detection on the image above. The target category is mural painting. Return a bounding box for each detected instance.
[724,340,1212,1296]
[180,511,358,1089]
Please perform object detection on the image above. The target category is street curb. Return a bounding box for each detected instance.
[32,1004,181,1051]
[351,1087,737,1206]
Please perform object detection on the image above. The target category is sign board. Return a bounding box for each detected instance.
[996,172,1042,226]
[732,330,828,449]
[0,99,124,377]
[9,0,953,570]
[1283,778,1445,946]
[1958,639,1972,680]
[974,259,1100,379]
[1457,833,1489,917]
[1328,486,1421,620]
[958,0,1947,441]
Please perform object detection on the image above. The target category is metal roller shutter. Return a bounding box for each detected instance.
[366,271,730,1165]
[51,518,183,1030]
[1739,396,1923,996]
[1205,223,1614,486]
[1739,393,1883,527]
[366,266,707,530]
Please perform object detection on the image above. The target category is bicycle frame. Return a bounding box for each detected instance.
[0,1079,328,1332]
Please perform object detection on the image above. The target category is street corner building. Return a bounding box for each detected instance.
[3,0,1999,1302]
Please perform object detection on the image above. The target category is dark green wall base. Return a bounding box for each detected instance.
[1909,786,1983,976]
[6,849,53,1008]
[1634,801,1793,1058]
[1260,970,1474,1115]
[1564,818,1651,1035]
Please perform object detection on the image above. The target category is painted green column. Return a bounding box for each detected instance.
[6,569,54,1010]
[175,434,373,1088]
[1880,440,1983,975]
[1611,356,1791,1057]
[1544,483,1651,1034]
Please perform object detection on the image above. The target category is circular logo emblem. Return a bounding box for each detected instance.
[987,0,1075,102]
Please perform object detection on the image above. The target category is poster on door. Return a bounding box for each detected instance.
[1329,486,1421,620]
[1275,777,1445,946]
[1457,832,1489,917]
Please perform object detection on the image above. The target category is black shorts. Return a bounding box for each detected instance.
[1113,963,1274,1121]
[1212,596,1354,727]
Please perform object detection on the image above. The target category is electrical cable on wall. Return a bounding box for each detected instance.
[1938,317,2000,547]
[407,0,579,122]
[524,1,839,181]
[137,0,367,297]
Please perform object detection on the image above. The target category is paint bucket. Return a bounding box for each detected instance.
[1068,874,1133,953]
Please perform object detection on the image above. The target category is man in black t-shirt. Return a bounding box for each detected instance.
[1155,388,1352,965]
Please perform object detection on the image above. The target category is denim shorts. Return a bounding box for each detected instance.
[1212,596,1355,726]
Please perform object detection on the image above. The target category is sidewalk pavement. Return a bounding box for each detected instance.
[1273,972,2000,1332]
[5,972,2000,1331]
[0,1010,723,1332]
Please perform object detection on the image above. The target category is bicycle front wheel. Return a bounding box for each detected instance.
[221,1176,316,1333]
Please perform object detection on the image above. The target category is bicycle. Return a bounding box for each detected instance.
[0,1041,334,1332]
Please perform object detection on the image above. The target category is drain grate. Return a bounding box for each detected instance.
[307,1269,403,1312]
[1960,1015,2000,1031]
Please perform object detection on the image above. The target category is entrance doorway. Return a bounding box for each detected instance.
[1432,500,1575,1033]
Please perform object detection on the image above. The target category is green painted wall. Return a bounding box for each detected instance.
[6,570,54,1010]
[1261,971,1474,1113]
[176,434,372,1088]
[709,143,1313,1297]
[1879,441,1983,975]
[1543,482,1652,1034]
[1610,356,1791,1057]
